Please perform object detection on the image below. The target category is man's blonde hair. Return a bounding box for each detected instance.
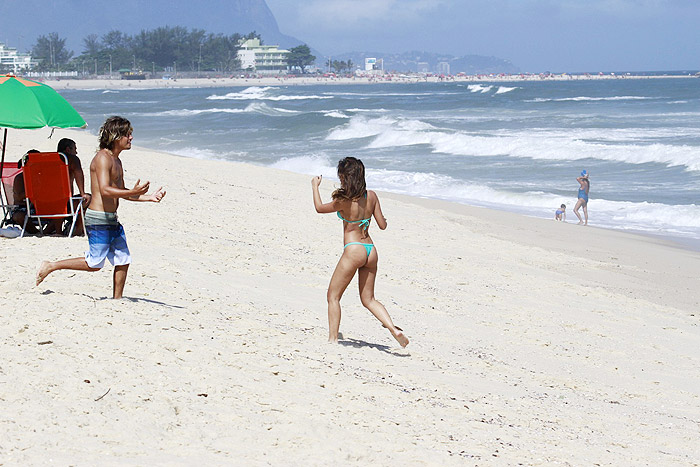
[99,116,132,150]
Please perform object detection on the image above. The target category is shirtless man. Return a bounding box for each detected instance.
[36,116,166,299]
[58,138,91,204]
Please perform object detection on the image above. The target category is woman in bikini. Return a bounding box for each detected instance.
[574,169,590,225]
[311,157,409,347]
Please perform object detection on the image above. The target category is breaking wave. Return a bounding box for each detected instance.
[207,86,333,101]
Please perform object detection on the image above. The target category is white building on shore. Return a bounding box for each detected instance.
[0,43,35,73]
[237,38,289,74]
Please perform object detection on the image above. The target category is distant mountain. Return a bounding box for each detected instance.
[1,0,304,53]
[332,51,519,75]
[1,0,516,72]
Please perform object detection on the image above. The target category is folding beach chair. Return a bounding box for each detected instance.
[20,152,85,237]
[1,160,22,228]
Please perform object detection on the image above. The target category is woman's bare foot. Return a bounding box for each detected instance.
[36,261,52,286]
[391,328,409,348]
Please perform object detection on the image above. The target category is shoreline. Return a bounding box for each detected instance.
[39,74,700,250]
[2,128,699,464]
[42,72,699,90]
[5,124,698,253]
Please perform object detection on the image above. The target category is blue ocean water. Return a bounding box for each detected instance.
[62,78,700,244]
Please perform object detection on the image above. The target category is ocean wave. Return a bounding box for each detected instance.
[328,115,700,171]
[135,102,298,117]
[323,111,350,119]
[270,154,337,177]
[93,100,160,105]
[170,146,247,161]
[428,132,700,171]
[465,85,518,95]
[467,84,493,94]
[326,116,437,141]
[243,102,299,116]
[325,91,461,97]
[138,108,246,117]
[367,169,700,236]
[207,86,333,101]
[495,86,518,94]
[527,96,654,103]
[604,200,700,230]
[346,108,390,113]
[266,157,700,236]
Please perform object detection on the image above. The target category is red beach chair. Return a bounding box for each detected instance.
[20,152,85,237]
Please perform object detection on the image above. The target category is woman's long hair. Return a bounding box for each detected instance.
[332,157,367,201]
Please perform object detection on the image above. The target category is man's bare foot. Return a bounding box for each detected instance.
[36,261,51,286]
[577,221,584,225]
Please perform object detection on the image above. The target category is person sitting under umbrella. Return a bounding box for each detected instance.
[9,150,40,234]
[55,138,91,235]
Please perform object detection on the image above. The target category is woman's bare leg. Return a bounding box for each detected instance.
[326,252,361,343]
[574,198,585,224]
[358,252,409,348]
[36,258,100,286]
[582,203,588,225]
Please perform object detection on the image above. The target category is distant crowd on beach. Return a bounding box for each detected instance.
[41,70,699,91]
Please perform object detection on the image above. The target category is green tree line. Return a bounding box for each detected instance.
[31,27,261,73]
[330,60,355,74]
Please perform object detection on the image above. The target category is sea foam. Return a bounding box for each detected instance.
[362,167,700,237]
[207,86,333,101]
[270,154,337,178]
[136,103,298,118]
[328,115,700,171]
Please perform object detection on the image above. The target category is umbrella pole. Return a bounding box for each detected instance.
[0,128,6,221]
[0,127,6,178]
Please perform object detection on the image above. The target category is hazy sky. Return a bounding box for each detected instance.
[265,0,700,72]
[1,0,698,72]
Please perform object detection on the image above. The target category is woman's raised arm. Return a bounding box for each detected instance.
[311,175,338,213]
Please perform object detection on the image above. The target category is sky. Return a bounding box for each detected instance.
[264,0,700,72]
[1,0,698,72]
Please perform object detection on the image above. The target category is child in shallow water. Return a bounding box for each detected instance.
[555,204,566,221]
[311,156,409,347]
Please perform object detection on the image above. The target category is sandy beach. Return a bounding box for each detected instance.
[1,128,699,465]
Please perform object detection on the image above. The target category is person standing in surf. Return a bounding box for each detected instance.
[574,170,590,225]
[311,157,409,347]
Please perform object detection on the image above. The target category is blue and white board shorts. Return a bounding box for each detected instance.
[84,209,131,268]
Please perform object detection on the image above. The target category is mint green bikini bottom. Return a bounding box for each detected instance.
[344,242,374,257]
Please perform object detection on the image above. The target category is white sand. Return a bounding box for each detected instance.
[1,128,699,465]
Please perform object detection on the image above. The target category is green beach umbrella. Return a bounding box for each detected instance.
[0,74,87,175]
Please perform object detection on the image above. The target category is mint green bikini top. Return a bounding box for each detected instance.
[336,191,370,231]
[337,211,371,231]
